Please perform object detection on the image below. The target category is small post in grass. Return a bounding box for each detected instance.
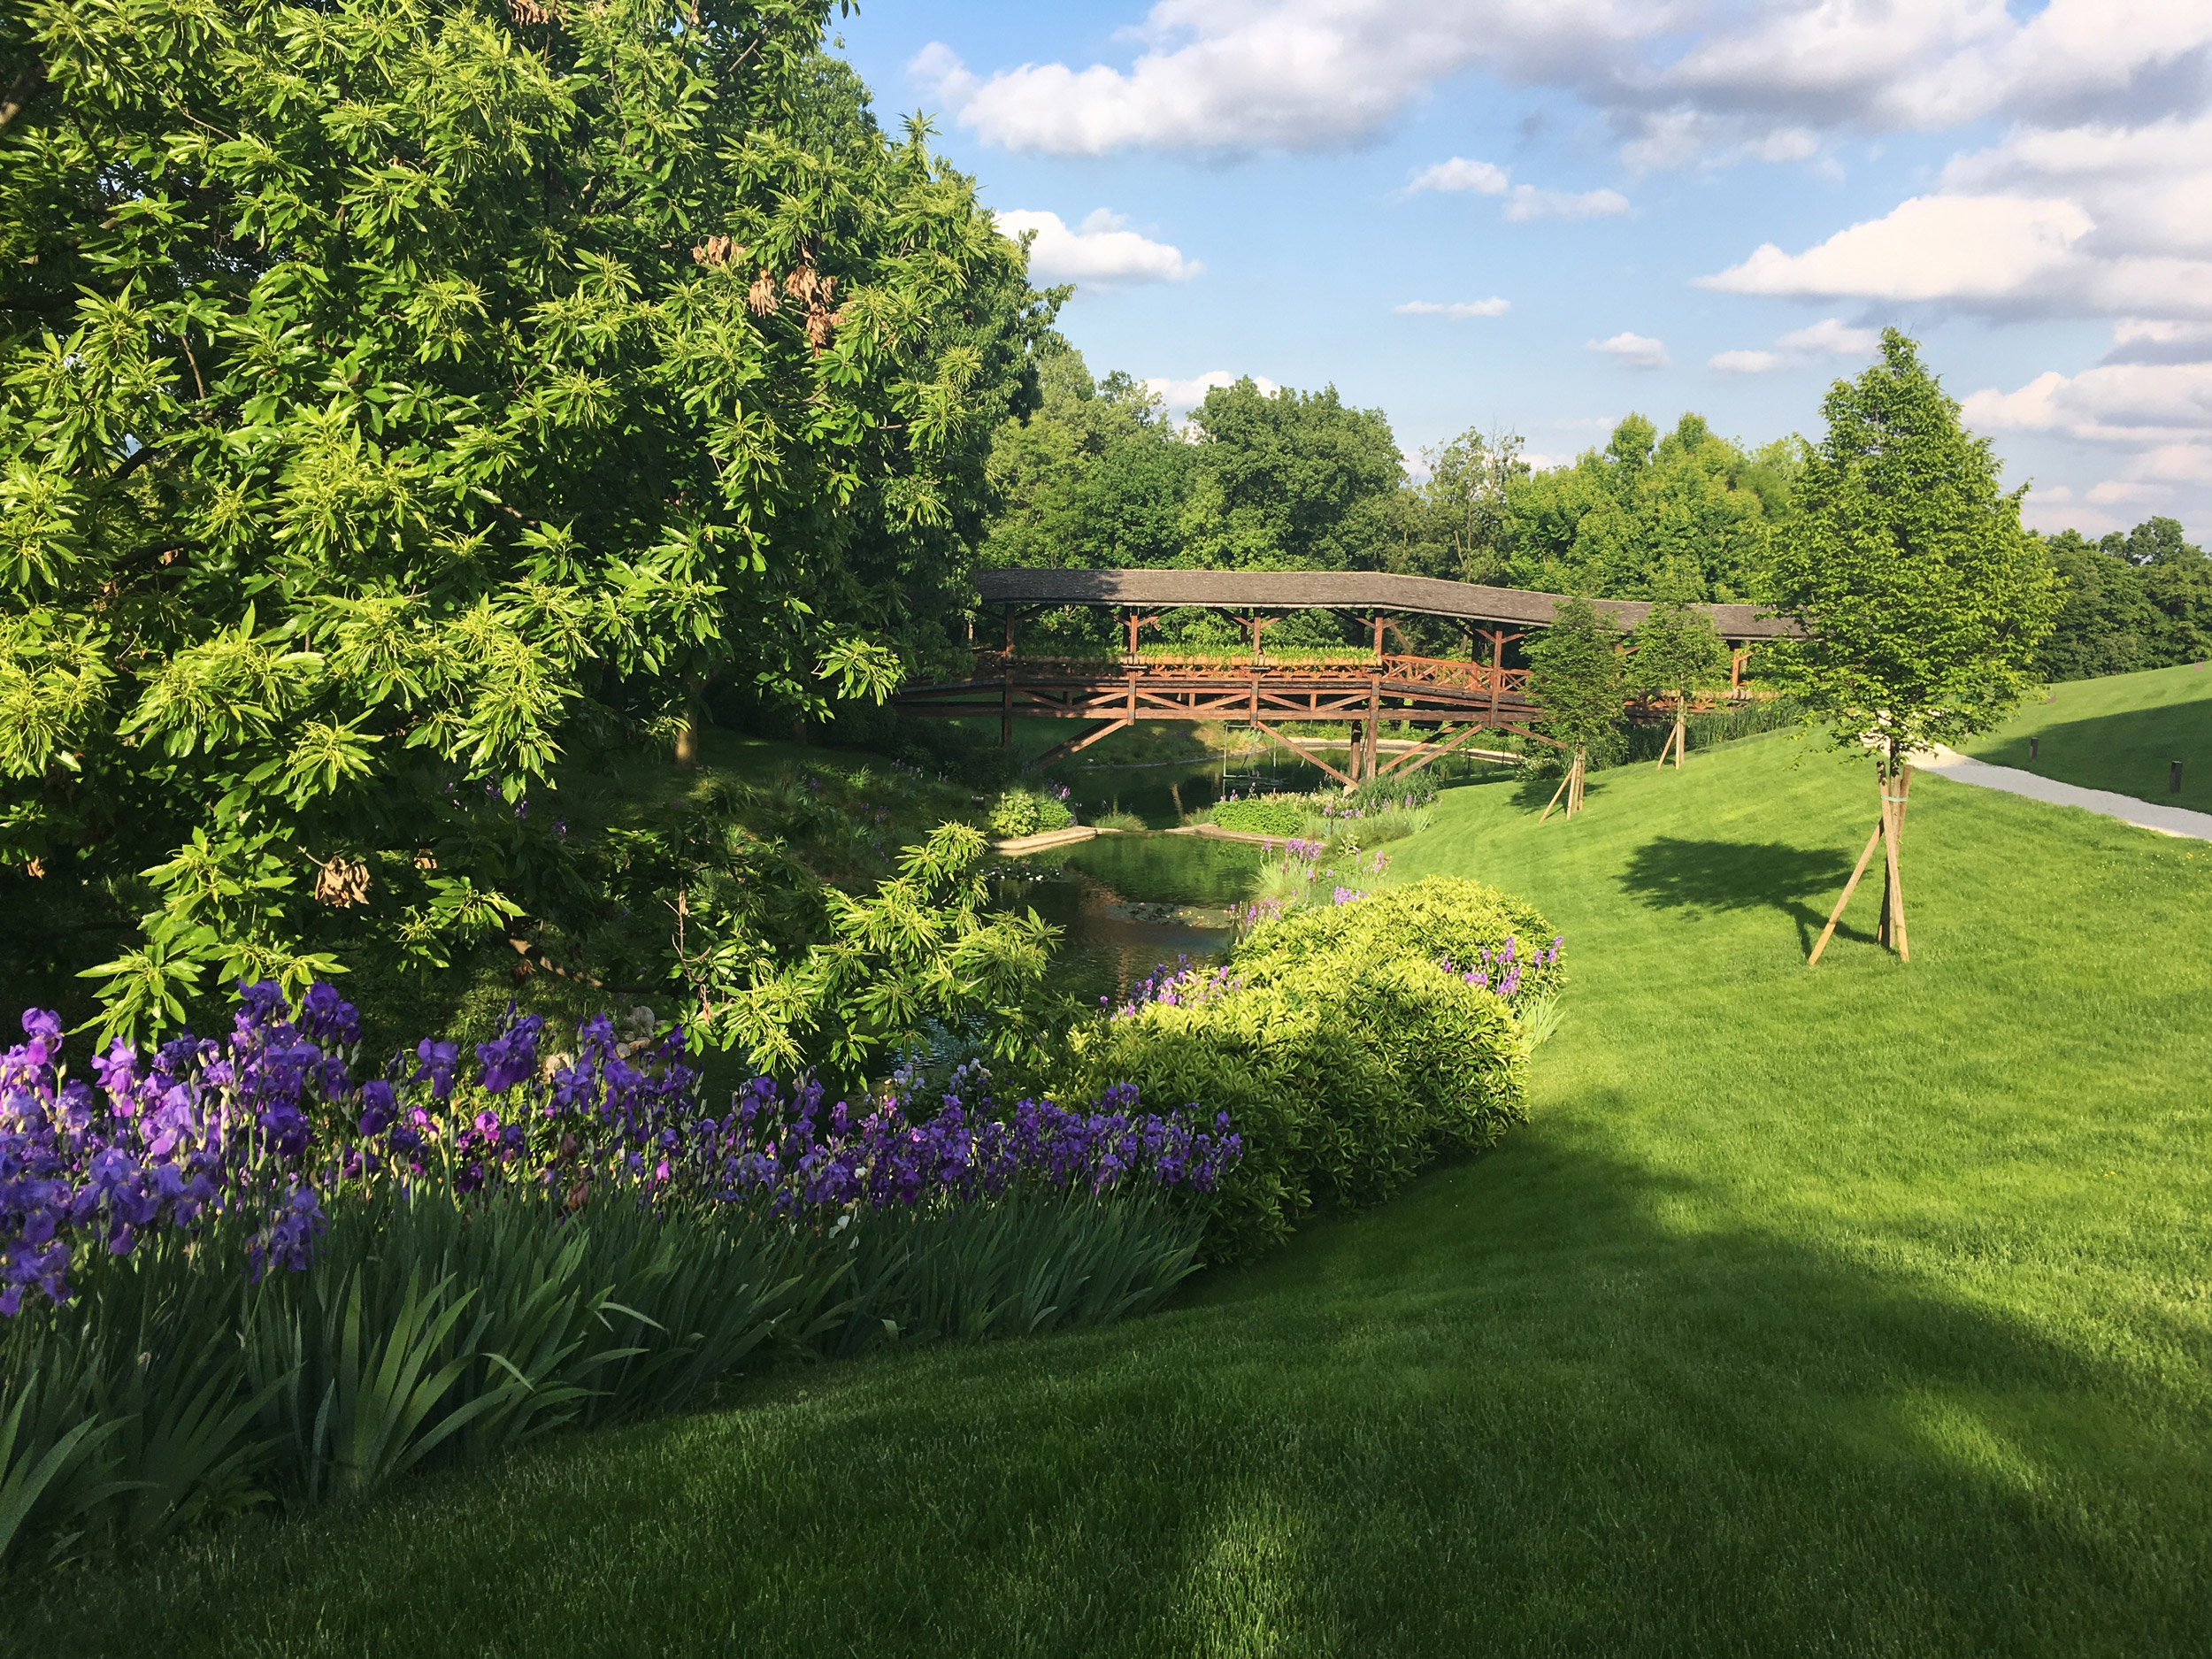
[2030,735,2039,761]
[2172,760,2184,795]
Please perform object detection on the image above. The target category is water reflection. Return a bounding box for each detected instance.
[1056,748,1335,829]
[991,832,1268,1010]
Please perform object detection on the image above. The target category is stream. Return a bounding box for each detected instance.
[990,831,1271,1010]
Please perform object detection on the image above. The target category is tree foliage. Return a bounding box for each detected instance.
[1523,597,1623,757]
[2034,517,2212,680]
[1763,330,2061,772]
[1629,600,1731,707]
[0,0,1050,1037]
[1494,413,1793,602]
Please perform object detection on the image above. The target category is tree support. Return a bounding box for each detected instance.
[1028,718,1132,770]
[1255,721,1355,788]
[1809,765,1913,964]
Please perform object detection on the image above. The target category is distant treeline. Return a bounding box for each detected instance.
[978,340,2208,678]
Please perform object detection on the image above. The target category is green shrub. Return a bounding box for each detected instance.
[1212,798,1308,836]
[1066,878,1561,1259]
[987,788,1075,839]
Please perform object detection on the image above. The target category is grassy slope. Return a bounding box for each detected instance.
[1962,660,2212,810]
[16,733,2212,1657]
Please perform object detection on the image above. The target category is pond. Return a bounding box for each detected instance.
[990,831,1270,1010]
[1055,749,1337,829]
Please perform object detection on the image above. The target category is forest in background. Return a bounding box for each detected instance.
[974,338,2211,678]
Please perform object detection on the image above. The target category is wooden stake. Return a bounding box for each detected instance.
[1539,766,1571,823]
[1809,820,1884,965]
[1882,767,1912,962]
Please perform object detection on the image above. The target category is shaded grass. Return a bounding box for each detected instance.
[11,731,2212,1655]
[1962,660,2212,810]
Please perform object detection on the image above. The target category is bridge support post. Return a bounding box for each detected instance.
[1363,676,1380,786]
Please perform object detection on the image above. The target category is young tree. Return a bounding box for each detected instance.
[1629,601,1731,770]
[0,0,1048,1037]
[1524,598,1623,818]
[1768,330,2061,963]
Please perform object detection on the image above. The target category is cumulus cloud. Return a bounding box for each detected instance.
[1143,370,1281,415]
[1502,186,1630,221]
[1404,156,1510,195]
[913,0,2212,165]
[1961,361,2212,442]
[1394,298,1511,319]
[1402,157,1629,219]
[1709,317,1882,373]
[995,208,1202,288]
[909,4,1653,157]
[1698,196,2100,307]
[1588,332,1671,370]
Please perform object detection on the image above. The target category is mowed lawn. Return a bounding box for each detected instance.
[1962,660,2212,810]
[15,731,2212,1657]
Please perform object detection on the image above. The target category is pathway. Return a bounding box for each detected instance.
[1916,746,2212,842]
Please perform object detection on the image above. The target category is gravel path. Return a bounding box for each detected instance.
[1917,745,2212,841]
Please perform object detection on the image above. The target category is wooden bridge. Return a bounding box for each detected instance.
[894,569,1797,787]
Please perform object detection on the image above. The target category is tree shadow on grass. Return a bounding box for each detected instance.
[1618,835,1870,952]
[45,1125,2208,1659]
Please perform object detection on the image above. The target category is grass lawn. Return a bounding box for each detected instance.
[1962,660,2212,811]
[14,728,2212,1655]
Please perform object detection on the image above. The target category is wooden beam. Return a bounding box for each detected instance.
[1255,720,1355,788]
[1029,718,1133,770]
[1376,718,1501,779]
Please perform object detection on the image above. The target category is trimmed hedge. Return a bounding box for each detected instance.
[1065,878,1563,1259]
[1212,798,1307,836]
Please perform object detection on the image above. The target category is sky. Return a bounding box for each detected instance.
[826,0,2212,543]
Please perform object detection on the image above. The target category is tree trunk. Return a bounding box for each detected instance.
[1876,761,1913,960]
[673,676,707,769]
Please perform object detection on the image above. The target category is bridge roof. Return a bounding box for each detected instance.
[974,567,1800,641]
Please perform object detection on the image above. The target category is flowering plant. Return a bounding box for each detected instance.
[2,980,1238,1317]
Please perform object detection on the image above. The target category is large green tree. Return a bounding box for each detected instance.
[2034,517,2211,680]
[1769,330,2061,962]
[1498,412,1794,602]
[0,0,1047,1036]
[1179,377,1404,574]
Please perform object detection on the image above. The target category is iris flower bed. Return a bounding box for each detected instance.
[0,986,1235,1571]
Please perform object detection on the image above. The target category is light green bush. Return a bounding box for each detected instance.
[987,788,1075,839]
[1066,877,1562,1259]
[1213,799,1307,836]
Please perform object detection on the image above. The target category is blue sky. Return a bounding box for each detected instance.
[831,0,2212,541]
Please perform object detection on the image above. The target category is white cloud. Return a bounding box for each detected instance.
[910,5,1655,157]
[1502,186,1630,221]
[1402,159,1629,219]
[1709,316,1881,373]
[1142,370,1280,415]
[1404,157,1510,195]
[913,0,2212,166]
[1588,331,1671,370]
[995,208,1202,288]
[1960,361,2212,442]
[1698,195,2097,306]
[1394,298,1511,319]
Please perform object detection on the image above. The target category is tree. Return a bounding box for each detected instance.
[1767,330,2061,963]
[1629,600,1730,770]
[1495,412,1793,602]
[1180,378,1404,573]
[1524,598,1623,818]
[0,0,1049,1039]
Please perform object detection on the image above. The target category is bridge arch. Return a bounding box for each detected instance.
[893,569,1798,787]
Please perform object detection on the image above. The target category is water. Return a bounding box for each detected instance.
[1056,749,1336,829]
[991,832,1269,1010]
